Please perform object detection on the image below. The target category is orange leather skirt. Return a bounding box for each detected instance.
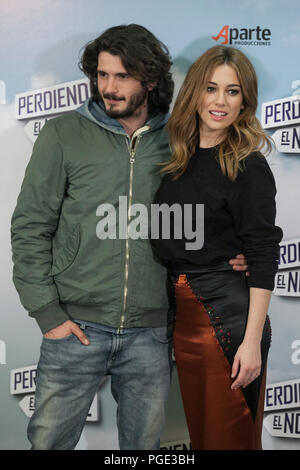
[171,270,271,450]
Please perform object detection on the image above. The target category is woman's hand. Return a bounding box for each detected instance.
[231,341,261,390]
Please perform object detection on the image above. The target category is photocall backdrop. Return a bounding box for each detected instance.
[0,0,299,450]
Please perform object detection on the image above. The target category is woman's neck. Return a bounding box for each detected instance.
[199,128,226,148]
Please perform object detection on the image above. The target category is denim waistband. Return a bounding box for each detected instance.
[74,319,158,333]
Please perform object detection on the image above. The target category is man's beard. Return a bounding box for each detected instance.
[103,87,148,119]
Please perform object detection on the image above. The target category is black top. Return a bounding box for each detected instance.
[151,147,283,291]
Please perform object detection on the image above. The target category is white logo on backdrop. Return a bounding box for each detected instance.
[15,78,91,143]
[261,82,300,154]
[274,238,300,297]
[291,340,300,365]
[264,411,300,438]
[15,78,90,120]
[261,94,300,130]
[272,126,300,153]
[264,378,300,439]
[292,80,300,96]
[23,117,55,143]
[261,81,300,441]
[265,378,300,412]
[0,340,6,365]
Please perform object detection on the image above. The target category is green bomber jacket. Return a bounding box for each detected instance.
[11,99,171,334]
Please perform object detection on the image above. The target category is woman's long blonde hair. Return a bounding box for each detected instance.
[164,46,272,181]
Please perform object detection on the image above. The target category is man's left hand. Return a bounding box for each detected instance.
[229,253,249,275]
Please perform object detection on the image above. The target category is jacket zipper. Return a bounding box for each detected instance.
[118,126,150,334]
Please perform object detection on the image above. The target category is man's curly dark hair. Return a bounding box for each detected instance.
[79,24,174,114]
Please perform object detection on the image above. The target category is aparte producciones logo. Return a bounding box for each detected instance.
[212,25,271,47]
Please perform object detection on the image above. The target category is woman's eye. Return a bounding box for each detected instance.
[228,89,239,95]
[207,86,215,93]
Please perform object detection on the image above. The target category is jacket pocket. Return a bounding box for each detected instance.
[50,223,81,276]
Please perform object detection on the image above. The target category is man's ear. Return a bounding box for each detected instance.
[146,82,157,92]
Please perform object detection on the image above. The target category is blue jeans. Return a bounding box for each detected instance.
[28,322,173,450]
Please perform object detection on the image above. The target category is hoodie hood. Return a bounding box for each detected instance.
[76,98,169,136]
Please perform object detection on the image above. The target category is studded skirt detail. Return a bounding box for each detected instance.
[170,269,271,450]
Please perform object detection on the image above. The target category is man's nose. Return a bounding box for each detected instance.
[104,77,118,95]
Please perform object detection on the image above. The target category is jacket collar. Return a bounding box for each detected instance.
[76,98,169,136]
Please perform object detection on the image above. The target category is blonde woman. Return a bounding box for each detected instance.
[151,46,283,450]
